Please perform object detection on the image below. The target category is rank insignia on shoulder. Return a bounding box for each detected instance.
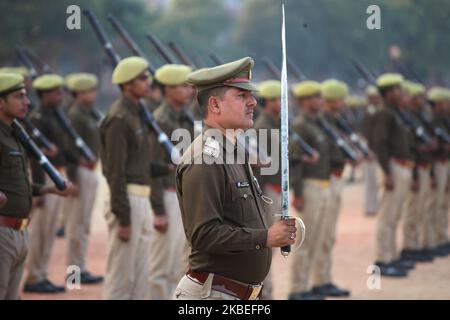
[203,136,220,158]
[236,181,250,188]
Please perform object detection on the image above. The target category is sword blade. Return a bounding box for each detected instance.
[280,4,291,256]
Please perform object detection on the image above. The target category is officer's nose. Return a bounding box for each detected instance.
[247,95,257,109]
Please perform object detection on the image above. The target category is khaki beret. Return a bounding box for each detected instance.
[376,73,404,88]
[321,79,348,100]
[257,80,281,99]
[65,73,98,92]
[0,67,29,77]
[365,85,378,96]
[0,73,25,96]
[403,81,425,97]
[32,74,64,90]
[427,87,450,103]
[346,95,367,108]
[292,80,321,98]
[187,57,256,92]
[155,64,192,86]
[112,56,149,84]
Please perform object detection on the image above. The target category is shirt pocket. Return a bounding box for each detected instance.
[231,186,258,223]
[0,147,23,172]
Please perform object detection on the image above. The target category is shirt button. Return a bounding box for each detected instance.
[256,245,261,250]
[243,194,248,199]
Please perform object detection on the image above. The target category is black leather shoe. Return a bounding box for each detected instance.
[312,283,350,297]
[44,279,65,292]
[437,243,450,255]
[375,262,408,278]
[56,227,65,238]
[80,271,104,284]
[426,247,449,257]
[23,280,63,294]
[288,291,325,300]
[400,249,434,262]
[391,258,415,270]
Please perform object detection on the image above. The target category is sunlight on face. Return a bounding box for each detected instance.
[220,88,257,130]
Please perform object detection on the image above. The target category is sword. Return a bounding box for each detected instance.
[280,4,291,257]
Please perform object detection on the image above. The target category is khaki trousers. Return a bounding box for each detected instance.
[289,180,331,293]
[26,175,65,284]
[65,167,98,271]
[0,227,28,300]
[260,185,280,300]
[363,160,379,214]
[312,174,344,286]
[103,191,154,300]
[148,189,189,299]
[402,167,430,250]
[375,161,412,263]
[432,162,449,246]
[173,274,239,300]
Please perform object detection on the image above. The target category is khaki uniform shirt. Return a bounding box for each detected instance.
[371,102,414,175]
[151,101,194,215]
[0,119,41,218]
[176,126,271,284]
[253,112,280,187]
[100,95,170,226]
[290,113,333,197]
[65,102,101,182]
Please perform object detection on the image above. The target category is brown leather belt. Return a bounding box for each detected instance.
[0,215,29,231]
[417,162,431,169]
[393,158,415,169]
[331,169,344,178]
[186,270,263,300]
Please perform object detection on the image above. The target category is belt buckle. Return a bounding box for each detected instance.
[248,285,262,300]
[19,219,28,231]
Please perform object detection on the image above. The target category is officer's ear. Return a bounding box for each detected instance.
[208,96,221,115]
[0,96,6,109]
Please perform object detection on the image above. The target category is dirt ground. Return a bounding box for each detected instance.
[20,168,450,300]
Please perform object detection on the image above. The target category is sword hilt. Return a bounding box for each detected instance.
[281,215,291,257]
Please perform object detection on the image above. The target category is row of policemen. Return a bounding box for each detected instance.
[254,79,354,300]
[1,55,449,300]
[367,75,450,277]
[0,72,73,299]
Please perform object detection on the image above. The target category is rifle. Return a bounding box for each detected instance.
[287,58,307,81]
[261,56,281,79]
[21,47,52,74]
[12,120,66,191]
[393,108,434,146]
[352,59,434,146]
[259,56,318,158]
[84,9,178,161]
[107,15,157,74]
[316,117,359,162]
[350,58,376,85]
[146,33,176,64]
[18,48,97,162]
[107,14,197,127]
[208,52,224,65]
[167,41,197,68]
[419,112,450,144]
[335,114,371,157]
[14,47,56,151]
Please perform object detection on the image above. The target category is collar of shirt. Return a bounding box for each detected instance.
[120,95,141,116]
[262,112,279,129]
[160,100,184,122]
[0,118,13,137]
